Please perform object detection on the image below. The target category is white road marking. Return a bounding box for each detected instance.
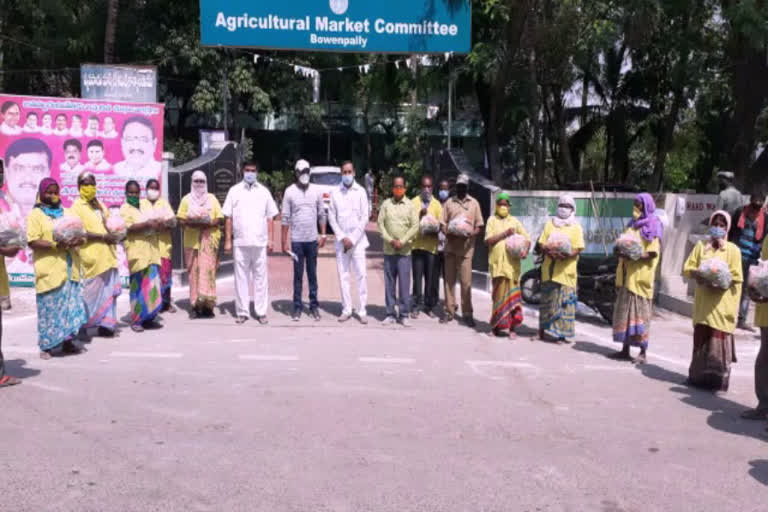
[358,357,415,364]
[238,354,299,361]
[466,360,538,369]
[582,364,635,372]
[24,382,69,393]
[110,351,183,359]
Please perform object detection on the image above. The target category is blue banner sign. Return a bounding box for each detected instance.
[200,0,471,54]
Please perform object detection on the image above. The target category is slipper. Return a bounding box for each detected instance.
[741,409,768,421]
[0,375,21,387]
[608,351,633,361]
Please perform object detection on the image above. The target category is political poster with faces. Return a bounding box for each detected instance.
[0,93,165,286]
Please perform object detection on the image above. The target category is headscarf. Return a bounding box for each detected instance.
[709,209,732,232]
[190,170,210,209]
[496,192,511,204]
[628,193,663,242]
[37,177,63,219]
[552,194,577,227]
[77,170,96,186]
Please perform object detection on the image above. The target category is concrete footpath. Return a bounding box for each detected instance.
[1,226,767,511]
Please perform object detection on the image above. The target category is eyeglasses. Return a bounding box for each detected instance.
[393,185,405,189]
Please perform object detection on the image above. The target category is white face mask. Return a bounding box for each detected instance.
[147,189,160,201]
[244,171,257,185]
[557,206,573,219]
[298,174,310,186]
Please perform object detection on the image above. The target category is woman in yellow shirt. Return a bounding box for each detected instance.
[611,193,663,364]
[743,237,768,420]
[484,192,530,338]
[70,171,121,338]
[27,178,87,359]
[177,171,223,319]
[146,178,176,313]
[683,210,743,392]
[121,180,163,333]
[535,194,585,343]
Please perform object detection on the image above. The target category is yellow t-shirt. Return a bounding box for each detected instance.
[69,198,118,279]
[754,239,768,327]
[145,198,173,260]
[121,202,161,274]
[177,194,223,251]
[485,215,530,283]
[537,220,585,288]
[615,228,661,300]
[411,196,443,255]
[0,258,9,298]
[27,208,82,293]
[683,240,743,333]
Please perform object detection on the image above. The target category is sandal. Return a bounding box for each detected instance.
[608,351,633,361]
[0,375,21,387]
[130,324,144,333]
[62,341,81,355]
[741,409,768,421]
[40,350,53,360]
[634,353,648,365]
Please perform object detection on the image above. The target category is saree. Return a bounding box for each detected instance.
[689,324,736,392]
[37,278,87,351]
[160,257,173,308]
[185,228,218,310]
[129,264,162,325]
[82,267,122,331]
[612,287,653,348]
[491,277,523,333]
[539,281,577,340]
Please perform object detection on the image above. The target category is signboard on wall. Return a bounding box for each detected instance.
[200,0,472,53]
[0,93,165,286]
[81,64,158,103]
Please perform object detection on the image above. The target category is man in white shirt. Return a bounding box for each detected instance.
[0,101,22,136]
[84,140,111,172]
[40,113,53,135]
[84,116,100,137]
[101,116,118,138]
[52,114,69,136]
[223,162,280,325]
[59,139,85,176]
[113,116,162,179]
[328,160,370,324]
[69,114,84,137]
[22,112,39,133]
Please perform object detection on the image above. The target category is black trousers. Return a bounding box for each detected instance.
[413,249,440,311]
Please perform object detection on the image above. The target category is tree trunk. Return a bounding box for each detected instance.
[104,0,120,64]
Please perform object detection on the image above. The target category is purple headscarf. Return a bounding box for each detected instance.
[37,177,59,204]
[629,193,663,242]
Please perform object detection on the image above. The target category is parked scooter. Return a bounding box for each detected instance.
[520,255,618,323]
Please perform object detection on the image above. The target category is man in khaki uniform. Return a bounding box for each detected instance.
[439,173,483,327]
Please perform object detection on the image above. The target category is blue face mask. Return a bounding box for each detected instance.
[438,190,449,201]
[710,226,727,240]
[342,174,354,187]
[243,171,257,185]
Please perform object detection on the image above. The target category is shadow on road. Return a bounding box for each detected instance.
[573,340,768,443]
[748,460,768,486]
[5,359,41,380]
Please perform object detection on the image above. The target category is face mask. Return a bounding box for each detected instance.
[342,174,354,187]
[633,206,642,220]
[45,194,61,207]
[147,189,160,201]
[496,206,509,218]
[244,171,257,185]
[438,190,449,201]
[456,186,467,199]
[80,184,97,201]
[298,174,310,186]
[393,188,405,200]
[710,226,727,240]
[421,189,432,203]
[557,206,572,220]
[127,196,140,208]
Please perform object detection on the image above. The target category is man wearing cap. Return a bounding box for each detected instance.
[282,159,327,321]
[440,173,484,327]
[716,171,743,217]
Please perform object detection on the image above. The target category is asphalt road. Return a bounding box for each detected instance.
[1,240,767,511]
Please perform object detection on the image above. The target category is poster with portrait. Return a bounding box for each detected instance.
[0,94,165,286]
